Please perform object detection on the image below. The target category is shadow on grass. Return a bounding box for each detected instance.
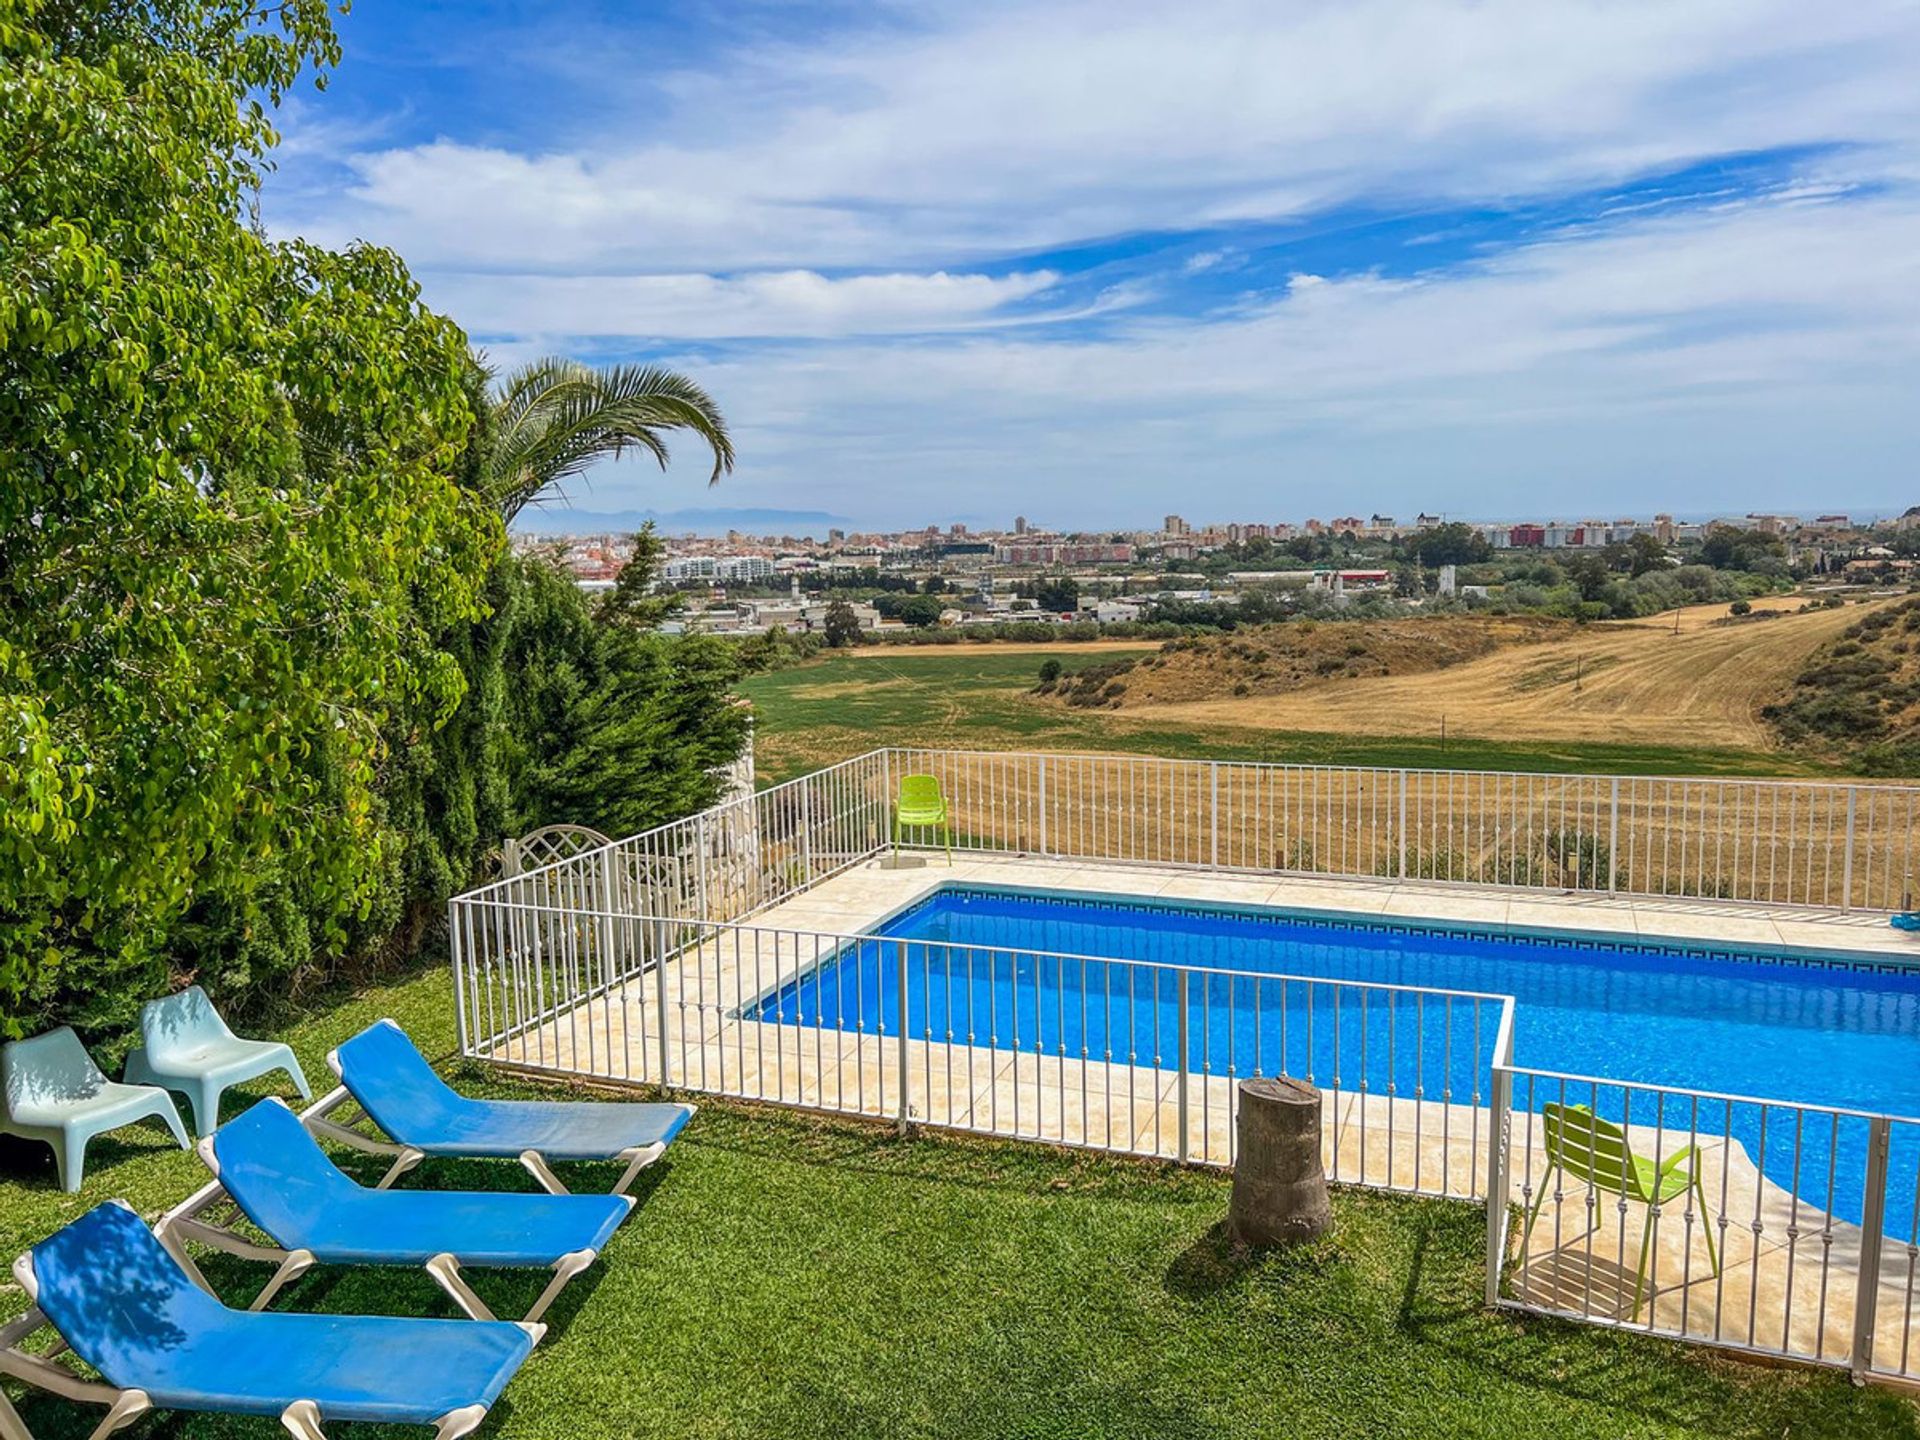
[644,1099,1227,1209]
[1162,1219,1353,1302]
[0,1121,190,1194]
[1380,1203,1920,1439]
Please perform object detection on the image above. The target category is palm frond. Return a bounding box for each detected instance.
[484,357,735,521]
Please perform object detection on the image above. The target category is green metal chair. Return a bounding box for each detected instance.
[894,774,952,864]
[1517,1102,1719,1320]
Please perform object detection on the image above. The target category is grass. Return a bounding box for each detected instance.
[5,971,1918,1438]
[736,648,1837,786]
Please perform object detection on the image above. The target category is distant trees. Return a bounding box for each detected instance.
[1602,533,1669,576]
[1032,576,1081,613]
[822,600,863,648]
[1565,555,1613,604]
[1699,527,1788,574]
[1409,522,1492,568]
[897,594,946,628]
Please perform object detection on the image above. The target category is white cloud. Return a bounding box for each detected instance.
[281,0,1920,273]
[263,1,1920,523]
[584,191,1920,524]
[438,268,1060,340]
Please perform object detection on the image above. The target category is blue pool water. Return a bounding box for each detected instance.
[753,885,1920,1232]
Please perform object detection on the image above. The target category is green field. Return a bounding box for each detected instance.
[4,970,1914,1440]
[737,647,1836,785]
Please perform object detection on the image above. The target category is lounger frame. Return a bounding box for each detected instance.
[159,1128,628,1325]
[321,1048,681,1197]
[0,1207,533,1440]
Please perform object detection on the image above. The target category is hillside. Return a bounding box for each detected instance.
[1764,596,1920,771]
[1038,616,1567,708]
[1041,598,1884,751]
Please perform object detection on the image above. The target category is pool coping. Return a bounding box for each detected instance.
[863,880,1920,979]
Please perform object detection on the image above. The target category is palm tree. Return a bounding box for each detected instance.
[483,358,735,522]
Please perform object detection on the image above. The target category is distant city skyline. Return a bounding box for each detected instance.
[511,502,1910,540]
[276,3,1920,525]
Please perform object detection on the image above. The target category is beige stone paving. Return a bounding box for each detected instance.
[485,856,1920,1378]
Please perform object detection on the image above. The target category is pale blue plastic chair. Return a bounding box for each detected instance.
[0,1028,189,1192]
[165,1097,633,1324]
[3,1200,537,1440]
[123,985,310,1136]
[326,1019,693,1194]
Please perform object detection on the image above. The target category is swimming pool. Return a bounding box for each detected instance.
[752,884,1920,1230]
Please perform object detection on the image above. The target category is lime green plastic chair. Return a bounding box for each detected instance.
[1518,1102,1719,1319]
[894,774,952,864]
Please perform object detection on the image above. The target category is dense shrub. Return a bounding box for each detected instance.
[1,1,499,1033]
[0,4,750,1040]
[1763,602,1920,765]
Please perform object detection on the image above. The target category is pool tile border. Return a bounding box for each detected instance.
[879,881,1920,980]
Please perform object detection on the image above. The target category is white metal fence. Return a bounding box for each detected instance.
[1484,1064,1920,1384]
[461,903,1505,1199]
[449,745,1920,1385]
[886,747,1920,912]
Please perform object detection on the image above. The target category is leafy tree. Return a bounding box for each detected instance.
[598,523,681,628]
[822,599,862,648]
[1037,659,1063,683]
[499,561,750,839]
[897,594,946,628]
[1699,527,1786,572]
[1565,555,1612,604]
[1618,533,1669,576]
[1410,522,1491,568]
[1033,576,1081,613]
[486,359,734,522]
[1,0,498,1030]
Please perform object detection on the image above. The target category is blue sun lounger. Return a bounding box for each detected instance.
[320,1019,693,1194]
[160,1098,632,1324]
[0,1201,538,1440]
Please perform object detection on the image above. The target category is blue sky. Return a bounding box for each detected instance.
[268,1,1920,530]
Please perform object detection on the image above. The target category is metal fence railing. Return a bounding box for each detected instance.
[1483,1065,1920,1384]
[456,901,1507,1199]
[450,751,892,1055]
[448,744,1920,1386]
[886,747,1920,913]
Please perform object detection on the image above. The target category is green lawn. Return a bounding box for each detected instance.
[4,970,1915,1439]
[736,649,1834,785]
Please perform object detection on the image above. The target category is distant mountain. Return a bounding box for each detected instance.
[511,506,855,537]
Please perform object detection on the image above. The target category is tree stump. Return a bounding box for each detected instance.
[1228,1076,1331,1248]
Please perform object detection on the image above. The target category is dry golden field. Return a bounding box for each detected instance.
[1140,598,1881,751]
